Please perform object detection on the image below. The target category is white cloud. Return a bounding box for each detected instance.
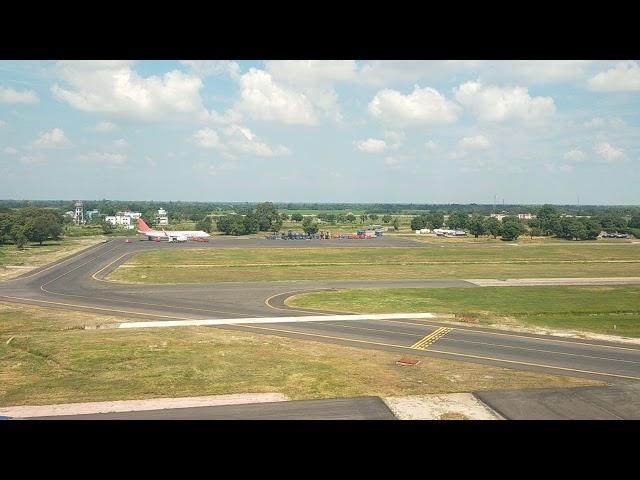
[594,142,624,162]
[192,128,222,149]
[180,60,241,79]
[145,156,157,167]
[32,128,72,149]
[75,152,127,165]
[192,125,290,157]
[454,81,555,123]
[459,135,490,150]
[563,148,585,163]
[584,117,605,128]
[0,86,39,104]
[20,155,47,164]
[223,125,290,157]
[354,138,387,153]
[3,147,18,155]
[265,60,357,86]
[51,61,234,123]
[236,68,318,125]
[0,120,6,128]
[368,86,460,126]
[112,138,129,149]
[589,61,640,92]
[88,121,118,133]
[384,131,406,149]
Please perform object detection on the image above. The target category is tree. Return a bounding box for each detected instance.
[324,213,337,224]
[597,213,628,233]
[392,217,400,231]
[501,217,525,241]
[369,214,379,221]
[537,205,559,235]
[10,224,28,249]
[101,221,114,235]
[254,202,280,231]
[630,213,640,229]
[529,226,543,238]
[243,213,259,234]
[467,214,486,238]
[195,217,213,233]
[302,217,319,235]
[410,215,427,231]
[359,214,368,223]
[583,219,602,240]
[485,217,502,239]
[447,211,468,230]
[425,212,444,230]
[382,214,392,224]
[346,214,356,223]
[291,213,303,222]
[569,220,587,240]
[24,217,56,245]
[270,216,283,233]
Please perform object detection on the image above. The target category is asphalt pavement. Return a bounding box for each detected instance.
[1,236,639,387]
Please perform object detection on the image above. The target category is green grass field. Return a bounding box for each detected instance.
[288,285,640,338]
[107,243,640,284]
[0,302,599,406]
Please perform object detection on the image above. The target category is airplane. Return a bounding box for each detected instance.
[136,218,211,242]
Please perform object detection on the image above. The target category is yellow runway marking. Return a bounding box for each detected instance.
[376,319,640,352]
[265,290,334,315]
[410,327,452,350]
[316,321,640,365]
[232,323,640,381]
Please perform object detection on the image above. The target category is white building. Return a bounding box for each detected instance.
[517,213,537,220]
[104,215,135,229]
[489,213,507,221]
[117,211,141,220]
[157,208,169,226]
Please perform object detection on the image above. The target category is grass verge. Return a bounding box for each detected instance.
[0,301,600,407]
[0,236,106,281]
[288,285,640,338]
[106,243,640,284]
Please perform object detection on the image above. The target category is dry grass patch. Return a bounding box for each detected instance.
[0,237,106,281]
[0,301,601,407]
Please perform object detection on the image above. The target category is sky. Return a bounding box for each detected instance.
[0,60,639,204]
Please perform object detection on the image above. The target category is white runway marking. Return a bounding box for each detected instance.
[115,312,446,329]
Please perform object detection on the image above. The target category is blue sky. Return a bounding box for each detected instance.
[0,60,638,204]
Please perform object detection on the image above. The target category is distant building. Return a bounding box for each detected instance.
[116,211,141,220]
[104,215,135,229]
[85,209,100,221]
[517,213,537,220]
[489,213,507,221]
[157,208,169,226]
[74,201,84,225]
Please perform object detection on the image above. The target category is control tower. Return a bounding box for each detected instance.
[74,201,84,225]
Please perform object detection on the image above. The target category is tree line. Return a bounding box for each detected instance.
[409,205,640,241]
[0,208,64,248]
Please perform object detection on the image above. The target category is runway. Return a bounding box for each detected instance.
[1,236,640,384]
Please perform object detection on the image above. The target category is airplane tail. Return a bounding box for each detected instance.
[137,218,153,232]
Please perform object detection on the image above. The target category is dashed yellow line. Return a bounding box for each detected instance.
[410,327,452,350]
